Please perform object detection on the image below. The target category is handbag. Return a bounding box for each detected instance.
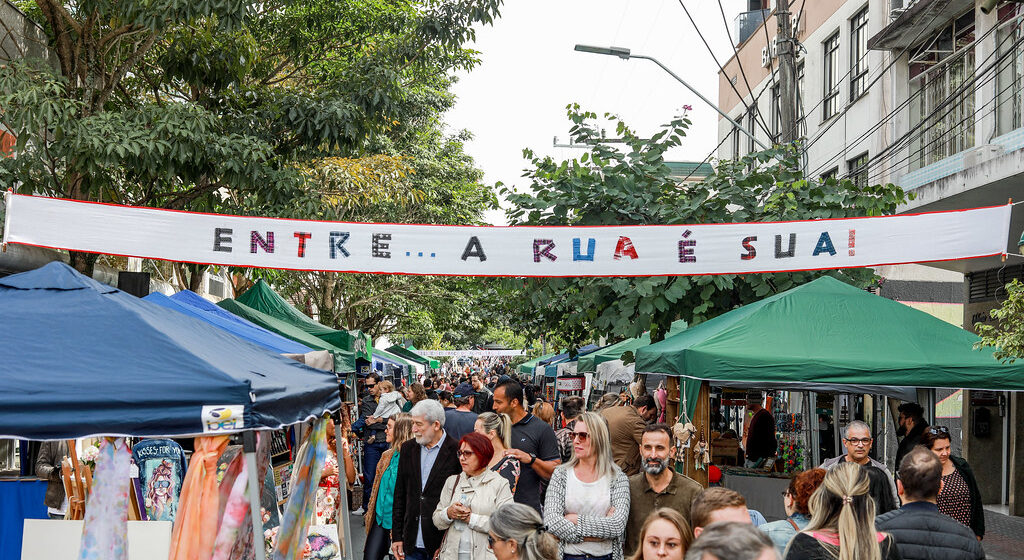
[433,473,463,560]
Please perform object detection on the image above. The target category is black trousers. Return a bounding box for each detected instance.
[364,518,392,560]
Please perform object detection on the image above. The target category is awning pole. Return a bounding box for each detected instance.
[244,431,267,560]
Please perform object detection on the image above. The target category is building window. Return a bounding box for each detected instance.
[847,152,869,187]
[823,32,841,120]
[850,8,869,100]
[996,13,1024,136]
[732,126,741,159]
[747,107,759,153]
[908,10,975,170]
[821,167,838,181]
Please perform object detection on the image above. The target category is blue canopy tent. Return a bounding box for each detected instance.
[542,344,601,378]
[0,263,341,440]
[0,263,337,560]
[143,291,314,355]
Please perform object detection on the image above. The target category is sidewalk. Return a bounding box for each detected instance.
[983,509,1024,560]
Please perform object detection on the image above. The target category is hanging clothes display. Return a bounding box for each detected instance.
[170,435,230,560]
[78,438,131,560]
[212,450,250,560]
[272,419,328,560]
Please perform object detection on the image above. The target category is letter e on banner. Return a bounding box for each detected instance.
[678,230,696,263]
[213,228,233,253]
[372,233,392,258]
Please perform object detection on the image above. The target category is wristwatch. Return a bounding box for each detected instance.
[527,452,537,465]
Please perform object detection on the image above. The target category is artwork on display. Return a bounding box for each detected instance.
[3,193,1012,277]
[305,525,341,560]
[131,438,187,522]
[273,462,294,505]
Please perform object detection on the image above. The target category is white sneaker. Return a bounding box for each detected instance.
[351,507,365,516]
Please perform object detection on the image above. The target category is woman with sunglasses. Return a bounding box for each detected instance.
[920,426,985,539]
[433,432,515,560]
[488,503,559,560]
[544,411,630,560]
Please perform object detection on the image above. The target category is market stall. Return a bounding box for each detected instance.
[217,297,356,373]
[238,280,373,371]
[0,263,346,560]
[635,276,1024,493]
[578,320,687,400]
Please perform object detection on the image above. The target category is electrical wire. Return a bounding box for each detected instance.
[682,132,732,183]
[676,0,774,139]
[717,0,775,140]
[802,10,1001,175]
[838,23,1024,183]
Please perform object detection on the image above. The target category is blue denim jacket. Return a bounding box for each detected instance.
[759,512,811,556]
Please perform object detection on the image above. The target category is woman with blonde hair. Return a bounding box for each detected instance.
[630,508,691,560]
[476,412,521,493]
[544,411,630,560]
[784,462,900,560]
[364,413,413,560]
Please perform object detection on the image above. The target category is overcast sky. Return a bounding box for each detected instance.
[445,0,749,224]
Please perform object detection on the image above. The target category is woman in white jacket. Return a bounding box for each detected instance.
[433,432,514,560]
[368,380,406,422]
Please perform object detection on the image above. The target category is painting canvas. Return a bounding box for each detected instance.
[131,438,187,522]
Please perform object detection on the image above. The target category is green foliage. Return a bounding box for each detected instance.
[501,105,913,346]
[975,279,1024,363]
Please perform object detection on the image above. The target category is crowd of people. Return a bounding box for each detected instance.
[342,367,987,560]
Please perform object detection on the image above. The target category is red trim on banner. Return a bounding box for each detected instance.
[4,193,1013,229]
[5,239,1005,279]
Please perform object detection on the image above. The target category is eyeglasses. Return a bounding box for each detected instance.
[844,437,872,446]
[929,426,950,435]
[457,450,475,458]
[571,432,590,442]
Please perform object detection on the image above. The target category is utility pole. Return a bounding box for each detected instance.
[777,0,798,145]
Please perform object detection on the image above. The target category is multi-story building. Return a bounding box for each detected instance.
[718,0,1024,516]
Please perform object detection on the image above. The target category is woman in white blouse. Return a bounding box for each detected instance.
[544,411,630,560]
[433,432,515,560]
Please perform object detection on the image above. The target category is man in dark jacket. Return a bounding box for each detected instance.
[876,447,984,560]
[357,373,387,513]
[391,399,461,560]
[895,402,929,469]
[35,440,68,518]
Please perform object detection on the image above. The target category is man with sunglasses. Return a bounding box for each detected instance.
[819,420,899,506]
[895,402,929,470]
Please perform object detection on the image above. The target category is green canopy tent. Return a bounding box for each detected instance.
[578,320,688,374]
[635,276,1024,419]
[387,345,438,370]
[217,298,356,372]
[237,280,372,363]
[519,352,558,375]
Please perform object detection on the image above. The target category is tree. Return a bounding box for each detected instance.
[501,105,913,346]
[1,0,502,275]
[975,279,1024,363]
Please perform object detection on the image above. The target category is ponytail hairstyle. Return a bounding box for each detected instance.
[489,503,558,560]
[477,412,513,449]
[806,462,881,560]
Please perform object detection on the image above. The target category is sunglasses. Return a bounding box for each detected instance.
[154,480,171,489]
[458,450,476,458]
[929,426,950,435]
[571,432,590,442]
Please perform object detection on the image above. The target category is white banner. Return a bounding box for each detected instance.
[417,350,525,357]
[2,194,1012,277]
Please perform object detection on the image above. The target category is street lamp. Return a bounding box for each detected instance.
[574,44,770,151]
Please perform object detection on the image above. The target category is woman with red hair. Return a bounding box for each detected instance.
[433,432,515,560]
[758,468,827,555]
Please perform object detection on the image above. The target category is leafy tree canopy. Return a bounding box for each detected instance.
[975,279,1024,363]
[500,104,913,347]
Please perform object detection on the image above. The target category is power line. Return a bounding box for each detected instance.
[849,26,1024,184]
[716,0,775,142]
[675,0,774,139]
[802,9,998,175]
[682,132,731,183]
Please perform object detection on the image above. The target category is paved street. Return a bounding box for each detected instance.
[983,509,1024,560]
